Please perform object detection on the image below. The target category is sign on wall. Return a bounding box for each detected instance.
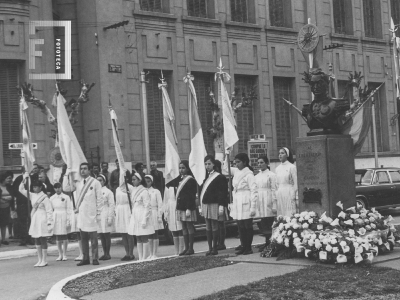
[247,135,268,173]
[9,143,38,150]
[108,64,122,73]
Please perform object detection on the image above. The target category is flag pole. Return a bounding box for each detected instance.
[140,71,151,175]
[226,152,233,204]
[109,96,132,213]
[68,174,76,209]
[371,96,379,168]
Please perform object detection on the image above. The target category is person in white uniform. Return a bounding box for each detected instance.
[275,147,298,217]
[163,186,183,255]
[144,175,164,259]
[128,173,154,260]
[63,163,104,266]
[116,176,135,261]
[255,156,277,250]
[49,182,73,261]
[223,152,258,255]
[19,177,53,267]
[96,174,115,260]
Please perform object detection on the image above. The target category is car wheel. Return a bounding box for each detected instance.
[356,197,367,209]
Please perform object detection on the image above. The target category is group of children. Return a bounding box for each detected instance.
[17,146,298,267]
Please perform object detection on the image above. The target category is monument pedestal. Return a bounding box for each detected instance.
[296,135,356,217]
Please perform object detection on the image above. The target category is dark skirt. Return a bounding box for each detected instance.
[176,210,197,222]
[0,206,10,227]
[202,203,229,221]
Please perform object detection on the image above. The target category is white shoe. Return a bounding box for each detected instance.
[38,261,48,267]
[75,255,83,261]
[56,256,62,261]
[34,261,42,267]
[62,256,68,261]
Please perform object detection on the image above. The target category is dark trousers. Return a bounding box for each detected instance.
[81,230,98,261]
[17,206,29,242]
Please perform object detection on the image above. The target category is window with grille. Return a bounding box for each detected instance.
[391,0,400,37]
[146,72,169,161]
[234,76,256,153]
[0,61,20,166]
[230,0,256,23]
[333,0,355,35]
[363,0,382,38]
[269,0,292,28]
[273,77,293,149]
[140,0,170,13]
[187,0,215,19]
[192,73,215,155]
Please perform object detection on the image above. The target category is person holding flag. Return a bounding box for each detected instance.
[56,86,87,261]
[63,163,104,266]
[158,72,183,254]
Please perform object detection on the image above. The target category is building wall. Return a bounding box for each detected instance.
[1,0,400,170]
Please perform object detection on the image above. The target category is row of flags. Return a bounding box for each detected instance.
[20,59,239,186]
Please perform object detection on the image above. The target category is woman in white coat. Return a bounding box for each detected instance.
[255,156,277,250]
[128,173,154,260]
[163,186,184,255]
[275,147,298,217]
[50,182,73,261]
[115,177,135,261]
[96,174,115,261]
[223,152,258,255]
[20,176,53,267]
[144,175,164,259]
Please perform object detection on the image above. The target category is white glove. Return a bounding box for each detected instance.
[23,172,30,179]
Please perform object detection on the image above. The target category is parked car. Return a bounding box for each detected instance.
[355,168,400,210]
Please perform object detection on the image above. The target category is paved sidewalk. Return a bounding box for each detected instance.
[81,260,303,300]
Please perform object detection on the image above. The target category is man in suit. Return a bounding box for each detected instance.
[63,163,104,266]
[100,162,111,188]
[38,170,55,197]
[110,159,132,194]
[150,161,165,196]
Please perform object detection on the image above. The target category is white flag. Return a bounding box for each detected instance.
[109,108,127,186]
[20,93,35,173]
[184,73,207,185]
[57,93,87,181]
[159,79,180,184]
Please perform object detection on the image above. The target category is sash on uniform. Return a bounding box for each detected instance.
[175,175,192,201]
[200,172,219,203]
[131,185,145,202]
[30,193,48,218]
[75,177,95,210]
[232,168,253,193]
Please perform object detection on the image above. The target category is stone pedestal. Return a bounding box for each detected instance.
[296,135,356,217]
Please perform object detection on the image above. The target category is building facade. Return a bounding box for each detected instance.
[1,0,400,171]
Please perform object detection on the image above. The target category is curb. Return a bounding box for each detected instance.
[0,238,122,261]
[46,243,265,300]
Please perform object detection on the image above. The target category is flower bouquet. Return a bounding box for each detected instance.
[262,201,396,264]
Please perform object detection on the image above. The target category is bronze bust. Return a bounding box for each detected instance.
[302,69,350,135]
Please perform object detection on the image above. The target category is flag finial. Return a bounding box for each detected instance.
[160,69,166,84]
[108,93,112,110]
[217,58,224,74]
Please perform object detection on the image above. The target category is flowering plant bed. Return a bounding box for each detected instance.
[262,202,397,264]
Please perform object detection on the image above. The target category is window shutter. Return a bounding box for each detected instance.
[146,72,166,161]
[192,73,214,155]
[187,0,207,18]
[0,61,20,166]
[140,0,162,12]
[333,0,346,34]
[363,0,375,37]
[273,77,292,150]
[234,76,255,153]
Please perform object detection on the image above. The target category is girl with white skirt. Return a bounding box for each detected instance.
[115,179,135,261]
[144,175,164,259]
[20,175,53,267]
[96,175,115,261]
[128,173,154,260]
[50,182,73,261]
[275,147,298,217]
[255,156,277,249]
[163,186,183,255]
[223,153,259,255]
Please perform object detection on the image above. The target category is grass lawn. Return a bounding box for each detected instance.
[195,264,400,300]
[62,255,235,298]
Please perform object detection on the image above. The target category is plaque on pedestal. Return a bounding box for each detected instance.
[296,135,356,217]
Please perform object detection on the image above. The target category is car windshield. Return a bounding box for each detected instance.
[355,170,373,185]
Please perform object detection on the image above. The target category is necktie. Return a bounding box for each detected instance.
[84,179,86,185]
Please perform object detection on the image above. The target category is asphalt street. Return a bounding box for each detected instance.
[0,234,265,300]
